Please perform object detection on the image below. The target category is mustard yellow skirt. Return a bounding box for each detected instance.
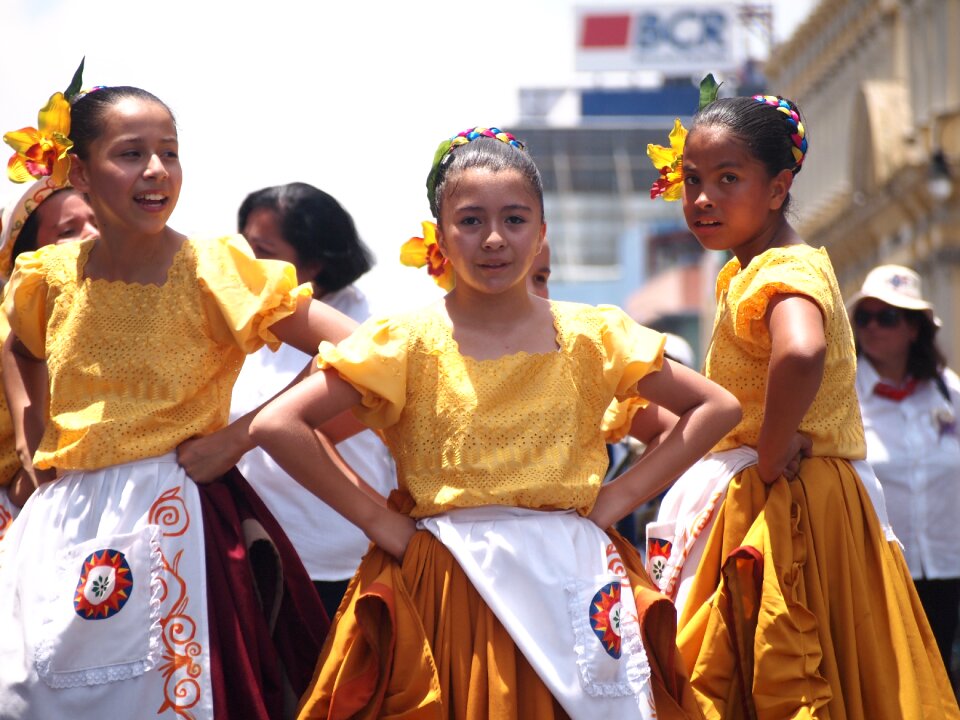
[297,528,704,720]
[677,457,959,719]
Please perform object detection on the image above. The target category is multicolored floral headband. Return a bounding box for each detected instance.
[426,126,525,218]
[0,177,65,280]
[752,94,808,172]
[405,127,526,291]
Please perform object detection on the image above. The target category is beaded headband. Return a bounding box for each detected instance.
[405,127,527,291]
[647,76,809,201]
[752,95,808,173]
[0,58,86,279]
[426,126,525,218]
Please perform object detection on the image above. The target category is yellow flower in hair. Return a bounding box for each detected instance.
[4,92,73,185]
[646,118,688,201]
[400,221,456,291]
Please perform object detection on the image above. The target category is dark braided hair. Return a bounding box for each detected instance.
[691,96,807,179]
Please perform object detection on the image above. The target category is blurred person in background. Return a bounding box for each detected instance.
[850,264,960,687]
[526,238,550,298]
[231,181,397,619]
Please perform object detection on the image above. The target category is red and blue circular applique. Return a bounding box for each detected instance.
[74,549,134,620]
[589,581,623,658]
[647,537,673,583]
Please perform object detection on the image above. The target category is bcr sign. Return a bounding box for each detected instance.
[576,5,739,74]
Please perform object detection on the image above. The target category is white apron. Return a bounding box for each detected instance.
[418,506,658,720]
[0,454,213,720]
[647,448,899,620]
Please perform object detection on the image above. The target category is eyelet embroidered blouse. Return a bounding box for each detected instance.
[317,301,665,518]
[707,244,866,459]
[3,235,312,471]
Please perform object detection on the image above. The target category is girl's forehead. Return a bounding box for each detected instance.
[447,167,534,196]
[100,98,177,138]
[684,126,754,165]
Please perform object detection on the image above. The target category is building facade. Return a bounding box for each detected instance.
[768,0,960,359]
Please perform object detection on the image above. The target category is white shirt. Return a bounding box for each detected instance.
[230,285,397,581]
[855,359,960,579]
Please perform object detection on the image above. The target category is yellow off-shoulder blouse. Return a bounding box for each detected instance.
[707,244,865,459]
[318,301,665,518]
[3,235,312,471]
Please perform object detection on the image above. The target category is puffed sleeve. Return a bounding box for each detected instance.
[733,252,833,349]
[195,235,314,353]
[317,316,409,429]
[598,304,666,400]
[601,398,646,443]
[3,247,52,359]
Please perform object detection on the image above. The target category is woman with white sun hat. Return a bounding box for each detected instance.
[849,264,960,687]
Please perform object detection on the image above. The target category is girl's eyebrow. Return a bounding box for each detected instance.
[454,203,534,212]
[111,135,179,144]
[686,159,743,171]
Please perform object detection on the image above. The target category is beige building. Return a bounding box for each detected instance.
[768,0,960,360]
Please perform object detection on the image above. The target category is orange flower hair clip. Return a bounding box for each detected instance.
[3,58,85,186]
[646,74,722,202]
[399,221,455,291]
[646,119,687,201]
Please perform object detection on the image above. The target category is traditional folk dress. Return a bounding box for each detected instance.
[297,301,705,720]
[649,245,959,719]
[0,235,326,720]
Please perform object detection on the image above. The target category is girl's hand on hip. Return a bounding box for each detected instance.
[176,430,246,484]
[759,432,812,484]
[367,511,417,562]
[8,467,52,508]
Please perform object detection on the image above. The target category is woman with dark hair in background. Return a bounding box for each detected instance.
[850,264,960,689]
[0,179,98,536]
[231,182,397,619]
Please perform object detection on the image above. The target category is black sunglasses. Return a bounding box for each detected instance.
[853,307,903,329]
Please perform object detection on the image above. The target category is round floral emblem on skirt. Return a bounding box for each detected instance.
[589,581,623,658]
[73,549,134,620]
[647,537,672,583]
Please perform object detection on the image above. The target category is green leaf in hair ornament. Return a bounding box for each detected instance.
[698,73,721,111]
[426,138,452,219]
[64,57,86,102]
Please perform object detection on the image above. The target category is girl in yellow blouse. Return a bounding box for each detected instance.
[250,127,741,719]
[646,92,959,717]
[0,81,356,720]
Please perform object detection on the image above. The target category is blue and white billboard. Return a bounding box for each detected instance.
[576,4,740,74]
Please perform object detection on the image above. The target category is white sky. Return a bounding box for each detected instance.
[1,0,817,310]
